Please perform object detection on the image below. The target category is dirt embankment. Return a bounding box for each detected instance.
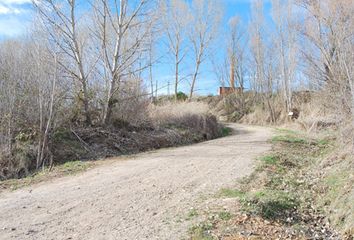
[1,113,221,180]
[52,114,222,164]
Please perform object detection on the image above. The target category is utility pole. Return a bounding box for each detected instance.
[167,80,170,96]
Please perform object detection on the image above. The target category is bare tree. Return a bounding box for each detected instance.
[147,29,155,103]
[0,35,62,175]
[0,41,19,157]
[93,0,155,124]
[33,40,59,170]
[296,0,354,145]
[225,16,249,111]
[271,0,297,112]
[297,0,354,118]
[227,16,248,91]
[188,0,221,100]
[249,0,277,122]
[33,0,96,126]
[159,0,190,101]
[211,56,229,89]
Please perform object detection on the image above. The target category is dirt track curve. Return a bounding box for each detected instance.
[0,124,272,240]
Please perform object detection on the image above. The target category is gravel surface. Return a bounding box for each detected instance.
[0,124,271,240]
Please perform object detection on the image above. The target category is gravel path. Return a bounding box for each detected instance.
[0,124,272,240]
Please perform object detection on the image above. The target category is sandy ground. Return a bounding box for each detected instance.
[0,124,272,240]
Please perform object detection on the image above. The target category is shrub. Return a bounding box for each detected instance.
[242,190,299,220]
[176,91,188,101]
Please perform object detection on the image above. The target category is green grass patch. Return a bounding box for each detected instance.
[221,127,232,137]
[218,188,245,198]
[189,222,214,240]
[317,139,330,146]
[272,135,307,144]
[266,175,303,189]
[261,155,279,165]
[186,208,199,220]
[242,190,299,220]
[317,137,335,148]
[275,128,299,135]
[218,211,232,221]
[57,161,90,173]
[257,154,290,173]
[322,170,350,202]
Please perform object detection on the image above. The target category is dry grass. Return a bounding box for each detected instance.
[149,102,210,128]
[316,147,354,237]
[149,102,221,141]
[294,95,340,132]
[239,96,289,126]
[233,92,346,136]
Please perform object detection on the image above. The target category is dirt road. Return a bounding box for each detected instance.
[0,124,272,240]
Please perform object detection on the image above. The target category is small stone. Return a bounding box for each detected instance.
[26,229,35,235]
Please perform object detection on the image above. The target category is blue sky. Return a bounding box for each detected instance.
[0,0,273,96]
[0,0,33,37]
[153,0,273,96]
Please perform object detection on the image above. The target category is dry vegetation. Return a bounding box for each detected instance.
[189,129,353,239]
[150,102,210,128]
[0,101,222,181]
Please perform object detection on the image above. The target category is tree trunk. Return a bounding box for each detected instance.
[7,110,13,156]
[36,94,44,169]
[267,97,276,123]
[189,57,201,100]
[149,51,154,103]
[103,76,117,125]
[175,53,179,101]
[81,79,92,126]
[102,0,124,125]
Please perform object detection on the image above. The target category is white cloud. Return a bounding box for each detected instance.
[0,0,30,15]
[0,0,31,4]
[0,3,22,14]
[0,0,32,37]
[0,4,10,14]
